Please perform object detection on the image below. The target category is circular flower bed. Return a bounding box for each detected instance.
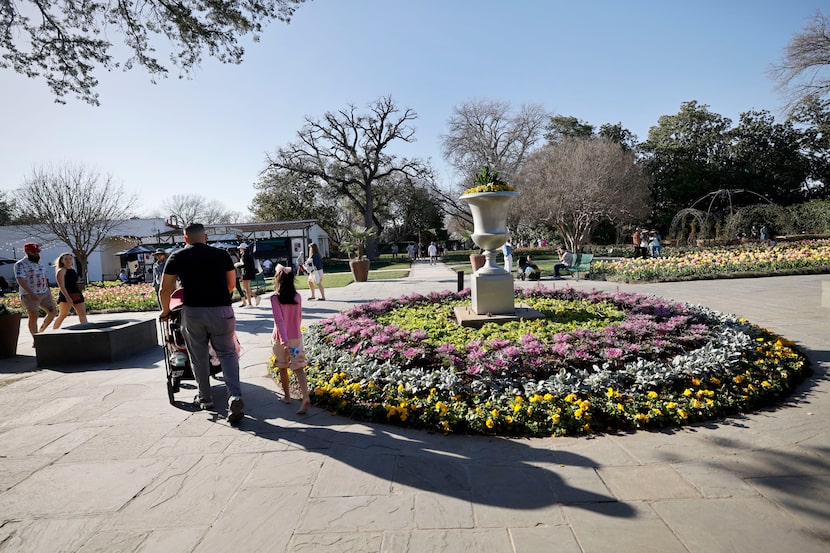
[271,287,810,437]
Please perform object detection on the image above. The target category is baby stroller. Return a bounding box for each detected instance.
[517,256,541,281]
[159,289,222,404]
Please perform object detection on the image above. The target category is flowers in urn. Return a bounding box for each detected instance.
[462,166,515,195]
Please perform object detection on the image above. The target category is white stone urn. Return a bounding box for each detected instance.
[460,190,518,315]
[459,191,519,275]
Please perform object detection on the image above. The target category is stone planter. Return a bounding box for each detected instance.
[0,313,22,358]
[460,191,519,275]
[460,191,519,315]
[349,259,370,282]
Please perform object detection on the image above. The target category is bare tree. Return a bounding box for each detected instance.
[442,99,548,182]
[159,194,240,225]
[1,0,306,105]
[769,10,830,112]
[14,164,136,279]
[266,96,431,259]
[439,99,547,231]
[515,139,651,251]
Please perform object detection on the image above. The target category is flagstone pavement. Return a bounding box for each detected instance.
[0,260,828,552]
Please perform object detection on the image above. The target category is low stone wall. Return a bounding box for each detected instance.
[34,318,158,366]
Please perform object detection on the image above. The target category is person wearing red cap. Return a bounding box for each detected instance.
[14,242,56,341]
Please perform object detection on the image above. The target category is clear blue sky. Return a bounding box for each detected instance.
[0,0,823,219]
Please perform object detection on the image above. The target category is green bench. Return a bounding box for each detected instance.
[560,253,594,280]
[250,273,269,304]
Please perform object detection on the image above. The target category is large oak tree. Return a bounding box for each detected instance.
[266,96,430,259]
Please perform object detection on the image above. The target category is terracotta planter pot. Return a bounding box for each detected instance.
[349,259,371,282]
[469,254,486,272]
[0,313,22,358]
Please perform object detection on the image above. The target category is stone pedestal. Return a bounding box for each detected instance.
[471,271,514,315]
[34,318,158,366]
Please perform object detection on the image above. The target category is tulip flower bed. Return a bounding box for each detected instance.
[593,240,830,282]
[0,282,157,315]
[279,288,810,437]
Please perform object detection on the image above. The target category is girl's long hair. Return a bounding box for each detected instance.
[275,268,298,304]
[55,252,72,275]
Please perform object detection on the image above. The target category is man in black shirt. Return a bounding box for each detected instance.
[159,223,244,425]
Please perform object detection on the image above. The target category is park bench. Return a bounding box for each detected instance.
[252,272,268,293]
[249,272,269,304]
[560,253,594,281]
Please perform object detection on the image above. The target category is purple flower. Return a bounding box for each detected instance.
[436,343,458,355]
[501,346,521,357]
[552,342,571,356]
[488,338,511,351]
[372,334,391,345]
[468,348,488,361]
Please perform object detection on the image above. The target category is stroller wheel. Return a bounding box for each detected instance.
[167,378,175,404]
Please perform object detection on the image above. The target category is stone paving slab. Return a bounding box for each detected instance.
[652,497,829,552]
[0,263,828,552]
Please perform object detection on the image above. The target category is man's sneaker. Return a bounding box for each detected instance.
[228,396,245,425]
[254,294,261,306]
[194,394,214,410]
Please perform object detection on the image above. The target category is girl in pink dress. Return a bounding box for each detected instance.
[270,264,310,414]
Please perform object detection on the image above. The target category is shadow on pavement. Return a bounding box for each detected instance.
[189,380,637,517]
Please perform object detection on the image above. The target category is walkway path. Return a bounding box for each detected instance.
[0,261,827,552]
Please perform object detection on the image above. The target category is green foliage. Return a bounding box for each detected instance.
[544,115,595,143]
[463,166,515,194]
[385,185,445,243]
[250,168,339,232]
[2,0,307,105]
[724,204,795,238]
[340,227,376,260]
[641,101,733,226]
[727,110,807,206]
[790,97,830,199]
[787,200,830,233]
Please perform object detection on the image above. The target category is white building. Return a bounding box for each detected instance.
[157,220,330,266]
[0,218,172,284]
[0,218,330,284]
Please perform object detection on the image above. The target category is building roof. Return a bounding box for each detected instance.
[157,220,320,237]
